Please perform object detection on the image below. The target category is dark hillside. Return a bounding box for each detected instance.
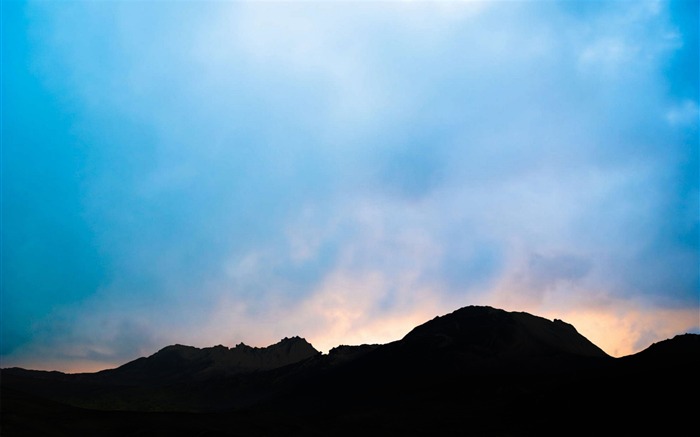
[2,306,698,436]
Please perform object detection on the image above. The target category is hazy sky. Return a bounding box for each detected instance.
[2,0,698,372]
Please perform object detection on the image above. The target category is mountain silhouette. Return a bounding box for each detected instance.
[366,305,610,376]
[87,336,319,385]
[2,305,697,436]
[402,306,608,358]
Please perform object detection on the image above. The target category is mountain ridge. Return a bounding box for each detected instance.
[400,305,609,359]
[3,305,693,376]
[2,305,698,436]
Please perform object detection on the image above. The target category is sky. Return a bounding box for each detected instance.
[1,0,698,373]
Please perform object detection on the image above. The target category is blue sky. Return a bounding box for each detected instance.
[2,0,698,372]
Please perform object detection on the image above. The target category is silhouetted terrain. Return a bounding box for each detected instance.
[2,306,698,436]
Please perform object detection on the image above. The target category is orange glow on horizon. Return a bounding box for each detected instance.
[543,306,700,357]
[1,358,119,374]
[6,296,697,373]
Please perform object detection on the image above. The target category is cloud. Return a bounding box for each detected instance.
[539,304,700,357]
[527,253,592,291]
[2,0,697,371]
[666,99,700,126]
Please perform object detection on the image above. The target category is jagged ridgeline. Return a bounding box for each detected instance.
[87,336,320,385]
[2,306,698,436]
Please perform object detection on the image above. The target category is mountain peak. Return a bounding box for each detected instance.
[281,335,303,341]
[402,305,609,359]
[96,337,319,385]
[4,304,696,436]
[633,333,700,358]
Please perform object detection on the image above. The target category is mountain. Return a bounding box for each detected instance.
[622,333,700,364]
[372,305,610,375]
[87,336,319,385]
[2,305,698,436]
[402,306,608,358]
[1,336,321,412]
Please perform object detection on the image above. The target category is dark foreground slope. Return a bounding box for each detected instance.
[1,336,320,412]
[2,306,698,436]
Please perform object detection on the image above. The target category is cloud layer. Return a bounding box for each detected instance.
[2,0,698,371]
